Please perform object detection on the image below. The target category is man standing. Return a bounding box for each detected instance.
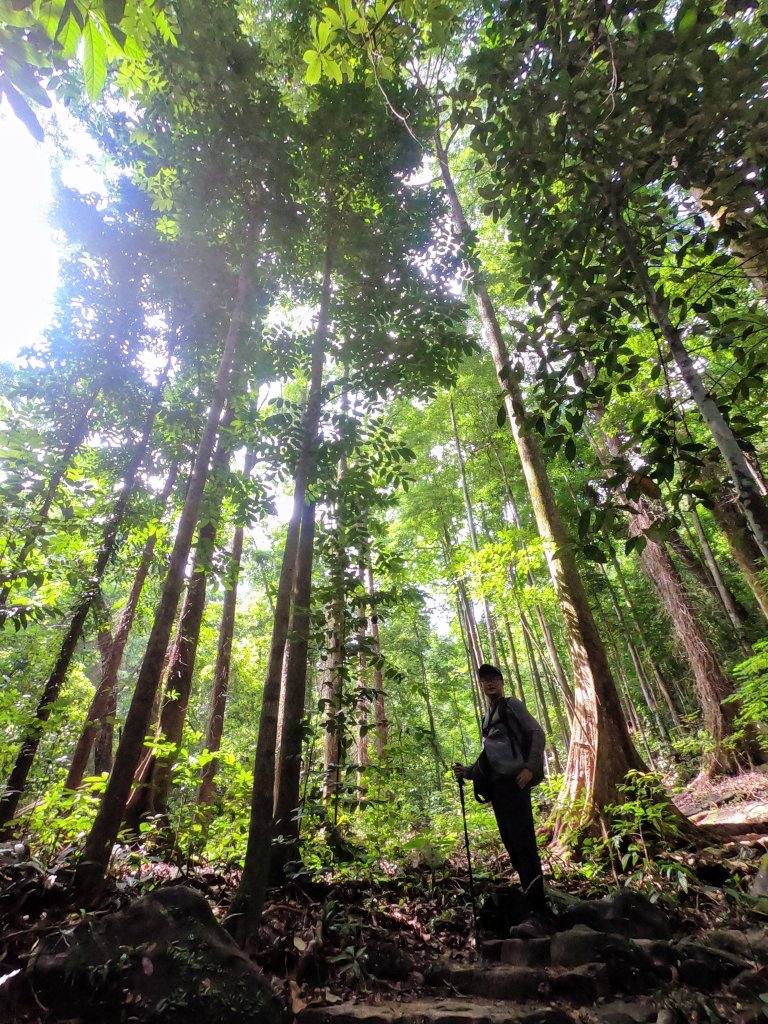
[454,664,551,937]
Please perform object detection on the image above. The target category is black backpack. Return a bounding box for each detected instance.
[472,699,543,804]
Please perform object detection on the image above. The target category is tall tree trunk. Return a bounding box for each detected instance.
[365,562,387,757]
[689,503,752,654]
[129,423,236,826]
[230,231,333,947]
[74,231,254,897]
[64,462,181,791]
[609,554,685,724]
[196,451,256,813]
[608,190,768,561]
[502,617,526,703]
[597,563,671,744]
[0,370,167,829]
[707,479,768,622]
[436,132,644,830]
[271,496,317,876]
[414,630,445,788]
[632,500,742,773]
[493,436,576,719]
[354,558,369,797]
[449,398,499,665]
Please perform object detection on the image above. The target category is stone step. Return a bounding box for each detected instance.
[300,997,575,1024]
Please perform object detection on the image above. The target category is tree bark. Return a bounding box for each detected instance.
[608,191,768,562]
[632,499,742,772]
[74,230,254,897]
[689,502,752,653]
[196,451,256,813]
[129,419,237,826]
[708,479,768,622]
[229,231,332,947]
[65,462,181,792]
[435,132,643,830]
[365,562,387,757]
[270,496,317,874]
[449,397,499,665]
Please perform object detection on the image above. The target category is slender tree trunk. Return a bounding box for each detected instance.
[414,631,445,787]
[449,398,499,665]
[608,191,768,561]
[0,371,167,828]
[196,452,256,812]
[502,617,526,703]
[708,480,768,622]
[74,231,254,897]
[437,134,644,829]
[230,231,333,947]
[365,562,387,757]
[65,462,181,792]
[597,563,671,744]
[130,423,237,825]
[271,496,317,875]
[689,503,752,654]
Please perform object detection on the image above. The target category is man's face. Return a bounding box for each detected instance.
[479,673,504,701]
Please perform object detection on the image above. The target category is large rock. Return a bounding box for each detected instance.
[28,885,285,1024]
[555,890,672,940]
[550,925,654,992]
[674,940,753,991]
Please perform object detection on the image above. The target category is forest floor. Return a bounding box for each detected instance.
[673,768,768,829]
[0,773,767,1024]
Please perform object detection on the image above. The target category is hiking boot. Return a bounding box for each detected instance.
[508,911,555,939]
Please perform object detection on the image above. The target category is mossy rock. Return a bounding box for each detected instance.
[28,885,286,1024]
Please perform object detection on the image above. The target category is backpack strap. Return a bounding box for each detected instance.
[496,698,532,761]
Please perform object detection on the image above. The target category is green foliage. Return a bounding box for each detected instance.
[730,639,768,737]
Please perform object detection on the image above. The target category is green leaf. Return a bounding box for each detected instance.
[83,17,108,100]
[583,543,607,563]
[304,50,322,85]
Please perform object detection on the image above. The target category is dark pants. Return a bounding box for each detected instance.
[490,779,546,913]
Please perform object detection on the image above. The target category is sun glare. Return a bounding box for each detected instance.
[0,106,60,364]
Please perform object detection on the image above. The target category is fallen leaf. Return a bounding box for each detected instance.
[289,980,307,1014]
[141,957,153,976]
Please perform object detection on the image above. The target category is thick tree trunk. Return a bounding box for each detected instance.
[196,452,255,813]
[74,232,254,898]
[65,462,181,792]
[610,554,685,724]
[129,424,236,826]
[436,134,644,831]
[632,500,742,773]
[229,233,332,947]
[271,497,317,874]
[0,371,166,829]
[608,192,768,561]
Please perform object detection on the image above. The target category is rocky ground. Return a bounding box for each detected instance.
[0,836,766,1024]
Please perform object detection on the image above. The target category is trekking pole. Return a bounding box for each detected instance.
[456,772,479,942]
